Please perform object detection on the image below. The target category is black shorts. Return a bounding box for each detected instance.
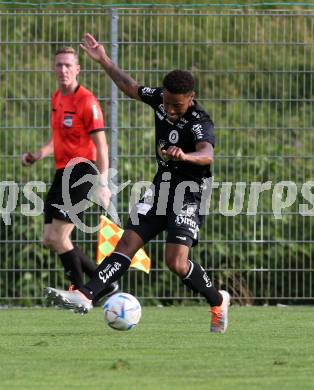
[44,161,97,224]
[125,170,206,248]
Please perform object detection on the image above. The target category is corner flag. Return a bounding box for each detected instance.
[96,215,151,274]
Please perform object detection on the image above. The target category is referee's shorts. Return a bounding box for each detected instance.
[44,161,97,224]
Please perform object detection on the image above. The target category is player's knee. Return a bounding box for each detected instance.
[115,236,133,257]
[42,235,54,249]
[42,233,60,251]
[115,232,142,258]
[165,255,189,277]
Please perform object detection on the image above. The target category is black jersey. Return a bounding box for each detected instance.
[138,86,215,183]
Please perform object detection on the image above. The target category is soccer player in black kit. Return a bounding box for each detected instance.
[45,33,230,333]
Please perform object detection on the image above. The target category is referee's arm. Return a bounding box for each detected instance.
[90,130,111,209]
[89,131,109,185]
[21,138,54,166]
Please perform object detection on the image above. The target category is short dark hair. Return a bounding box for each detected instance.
[162,70,195,94]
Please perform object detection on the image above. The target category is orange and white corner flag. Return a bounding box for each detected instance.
[96,215,151,274]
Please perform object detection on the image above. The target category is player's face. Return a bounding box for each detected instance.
[55,53,80,90]
[163,89,195,123]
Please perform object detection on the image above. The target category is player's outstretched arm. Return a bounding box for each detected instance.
[81,33,141,101]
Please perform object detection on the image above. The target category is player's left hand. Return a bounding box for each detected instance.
[96,185,111,210]
[161,146,186,161]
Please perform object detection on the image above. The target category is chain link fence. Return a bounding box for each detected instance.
[0,6,313,303]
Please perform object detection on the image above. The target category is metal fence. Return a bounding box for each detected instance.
[0,6,314,303]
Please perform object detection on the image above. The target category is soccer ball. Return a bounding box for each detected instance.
[103,293,142,331]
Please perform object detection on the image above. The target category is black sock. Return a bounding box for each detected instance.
[75,246,118,300]
[74,246,115,300]
[59,248,84,288]
[74,246,97,277]
[79,252,131,301]
[182,260,222,307]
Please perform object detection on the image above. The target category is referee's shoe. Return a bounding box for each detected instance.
[44,282,119,314]
[44,287,93,314]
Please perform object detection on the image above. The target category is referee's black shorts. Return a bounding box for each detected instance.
[125,171,206,248]
[44,161,97,224]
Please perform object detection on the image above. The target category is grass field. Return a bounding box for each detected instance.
[1,306,313,390]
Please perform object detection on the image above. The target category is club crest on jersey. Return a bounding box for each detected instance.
[63,116,73,127]
[169,130,179,144]
[180,203,197,217]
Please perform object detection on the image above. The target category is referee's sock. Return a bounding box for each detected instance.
[59,248,84,288]
[79,252,131,301]
[182,260,222,307]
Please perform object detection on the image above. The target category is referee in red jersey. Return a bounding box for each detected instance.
[22,47,118,298]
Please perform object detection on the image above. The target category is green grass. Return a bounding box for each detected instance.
[0,306,313,390]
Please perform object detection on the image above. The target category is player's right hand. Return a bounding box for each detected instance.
[95,185,112,211]
[80,33,107,63]
[21,152,36,166]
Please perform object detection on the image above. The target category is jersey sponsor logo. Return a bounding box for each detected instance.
[175,215,197,228]
[169,129,179,144]
[192,111,200,119]
[142,87,156,96]
[92,104,99,120]
[63,116,73,127]
[156,111,164,121]
[192,123,203,140]
[98,261,121,284]
[176,236,187,241]
[158,104,166,115]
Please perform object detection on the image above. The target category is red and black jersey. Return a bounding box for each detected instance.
[51,85,105,169]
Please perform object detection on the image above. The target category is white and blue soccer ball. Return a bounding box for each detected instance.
[103,293,142,331]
